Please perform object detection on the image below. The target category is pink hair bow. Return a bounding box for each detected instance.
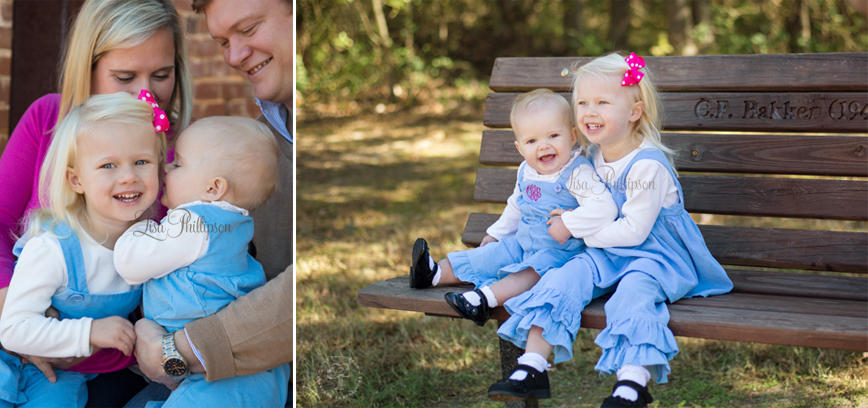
[621,52,645,86]
[138,89,170,133]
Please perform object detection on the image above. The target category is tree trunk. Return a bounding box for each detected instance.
[371,0,396,102]
[609,0,631,51]
[665,0,697,55]
[692,0,713,53]
[563,0,584,52]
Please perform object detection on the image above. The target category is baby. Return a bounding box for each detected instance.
[113,116,289,408]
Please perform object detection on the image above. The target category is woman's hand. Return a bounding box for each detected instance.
[547,209,573,245]
[479,235,499,247]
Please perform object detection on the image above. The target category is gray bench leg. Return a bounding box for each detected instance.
[499,334,539,408]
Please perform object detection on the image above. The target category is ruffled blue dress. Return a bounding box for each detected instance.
[498,148,732,383]
[447,154,590,287]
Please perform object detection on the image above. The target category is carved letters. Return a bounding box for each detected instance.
[694,98,868,121]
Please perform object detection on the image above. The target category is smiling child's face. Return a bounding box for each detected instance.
[67,123,161,230]
[513,101,578,176]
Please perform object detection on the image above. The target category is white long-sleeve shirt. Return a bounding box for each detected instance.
[486,150,619,241]
[0,230,139,358]
[114,201,248,285]
[584,141,680,248]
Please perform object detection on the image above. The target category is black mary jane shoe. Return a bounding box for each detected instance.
[410,238,438,289]
[487,364,551,401]
[444,289,491,327]
[600,380,654,408]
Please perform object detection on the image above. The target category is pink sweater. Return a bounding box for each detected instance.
[0,93,171,373]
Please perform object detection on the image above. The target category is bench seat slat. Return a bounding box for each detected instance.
[489,53,868,92]
[358,276,868,351]
[462,213,868,273]
[484,92,868,133]
[473,168,868,221]
[480,131,868,177]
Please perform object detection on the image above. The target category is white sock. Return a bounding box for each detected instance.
[430,256,441,286]
[479,286,498,307]
[613,364,651,401]
[509,352,550,381]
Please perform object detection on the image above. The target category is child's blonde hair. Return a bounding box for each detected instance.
[192,117,280,211]
[58,0,193,136]
[510,89,574,133]
[27,93,167,239]
[571,52,675,167]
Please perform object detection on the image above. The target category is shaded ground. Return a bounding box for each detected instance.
[296,109,868,408]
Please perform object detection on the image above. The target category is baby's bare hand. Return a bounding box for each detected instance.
[479,235,498,247]
[546,216,572,245]
[549,208,571,217]
[90,316,136,356]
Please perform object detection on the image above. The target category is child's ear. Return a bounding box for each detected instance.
[66,167,85,194]
[514,140,525,158]
[203,176,229,201]
[630,101,644,123]
[571,127,579,145]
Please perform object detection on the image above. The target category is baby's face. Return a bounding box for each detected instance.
[161,125,218,209]
[513,104,578,175]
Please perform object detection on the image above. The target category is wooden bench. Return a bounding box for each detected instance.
[358,52,868,407]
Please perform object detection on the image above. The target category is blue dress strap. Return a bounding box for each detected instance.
[50,223,88,293]
[620,149,684,207]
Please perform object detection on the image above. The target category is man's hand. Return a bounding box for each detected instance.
[134,319,181,390]
[547,209,573,245]
[479,235,498,247]
[90,316,136,356]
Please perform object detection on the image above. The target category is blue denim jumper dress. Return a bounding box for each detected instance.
[499,148,732,383]
[0,223,142,408]
[446,154,591,288]
[142,204,289,408]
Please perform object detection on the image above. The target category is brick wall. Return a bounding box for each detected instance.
[0,0,258,151]
[0,0,11,150]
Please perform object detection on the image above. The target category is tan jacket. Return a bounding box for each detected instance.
[184,114,293,381]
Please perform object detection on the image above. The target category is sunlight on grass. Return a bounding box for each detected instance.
[297,110,867,408]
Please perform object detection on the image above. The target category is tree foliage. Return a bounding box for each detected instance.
[297,0,867,113]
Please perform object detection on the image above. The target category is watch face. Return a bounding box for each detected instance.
[164,358,187,377]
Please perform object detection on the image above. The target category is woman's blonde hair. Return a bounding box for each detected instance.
[57,0,192,136]
[26,92,167,240]
[571,52,675,167]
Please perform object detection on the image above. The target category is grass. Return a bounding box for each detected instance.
[296,108,868,408]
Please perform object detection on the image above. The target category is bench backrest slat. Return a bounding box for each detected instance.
[473,168,868,221]
[484,92,868,132]
[490,53,868,92]
[480,131,868,177]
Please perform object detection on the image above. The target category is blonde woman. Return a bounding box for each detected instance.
[0,0,192,405]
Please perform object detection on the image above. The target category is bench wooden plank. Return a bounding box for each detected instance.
[473,168,868,221]
[726,269,867,302]
[462,213,868,273]
[484,92,868,132]
[358,276,868,351]
[480,131,868,177]
[489,53,868,92]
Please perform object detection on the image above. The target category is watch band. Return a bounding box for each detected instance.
[162,332,189,380]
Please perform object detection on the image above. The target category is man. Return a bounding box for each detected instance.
[128,0,293,404]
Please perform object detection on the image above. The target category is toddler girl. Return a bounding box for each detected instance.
[0,92,165,407]
[491,53,733,407]
[113,116,290,408]
[411,89,618,328]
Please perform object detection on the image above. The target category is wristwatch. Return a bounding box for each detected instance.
[162,332,189,380]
